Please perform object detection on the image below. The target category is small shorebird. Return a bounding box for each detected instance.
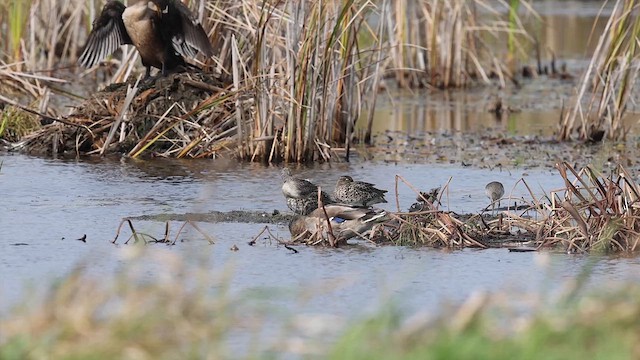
[485,181,505,214]
[289,204,388,244]
[333,176,387,207]
[78,0,214,77]
[281,168,332,215]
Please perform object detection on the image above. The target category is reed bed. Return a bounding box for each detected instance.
[535,162,640,252]
[0,0,537,161]
[383,0,535,89]
[370,164,640,253]
[558,0,640,141]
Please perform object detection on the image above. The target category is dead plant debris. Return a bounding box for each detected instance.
[9,71,241,158]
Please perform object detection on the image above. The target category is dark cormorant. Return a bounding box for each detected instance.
[78,0,214,77]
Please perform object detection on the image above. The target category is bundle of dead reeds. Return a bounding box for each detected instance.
[11,72,245,158]
[381,167,640,253]
[534,162,640,253]
[382,0,535,89]
[357,176,532,249]
[558,0,640,141]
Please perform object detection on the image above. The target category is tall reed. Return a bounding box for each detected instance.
[383,0,534,88]
[1,0,535,162]
[558,0,640,141]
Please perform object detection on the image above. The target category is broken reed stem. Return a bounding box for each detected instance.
[317,186,337,247]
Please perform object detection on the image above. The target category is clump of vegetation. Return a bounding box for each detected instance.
[0,105,40,142]
[536,162,640,252]
[559,0,640,141]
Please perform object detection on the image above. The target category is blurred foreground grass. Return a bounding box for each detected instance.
[1,249,639,359]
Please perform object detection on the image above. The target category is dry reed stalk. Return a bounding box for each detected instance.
[534,162,640,252]
[559,0,640,141]
[382,0,534,88]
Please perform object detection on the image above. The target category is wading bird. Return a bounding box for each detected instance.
[485,181,505,215]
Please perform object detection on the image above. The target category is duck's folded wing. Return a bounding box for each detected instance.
[78,1,132,68]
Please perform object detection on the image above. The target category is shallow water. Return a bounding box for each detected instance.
[3,153,640,320]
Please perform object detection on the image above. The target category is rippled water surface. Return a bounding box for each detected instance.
[3,153,640,319]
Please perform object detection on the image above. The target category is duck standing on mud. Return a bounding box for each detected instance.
[78,0,214,77]
[281,168,333,215]
[333,176,388,207]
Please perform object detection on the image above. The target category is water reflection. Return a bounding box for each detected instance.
[360,75,586,136]
[535,1,611,58]
[357,1,629,137]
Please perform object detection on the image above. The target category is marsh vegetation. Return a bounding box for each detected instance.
[1,0,546,160]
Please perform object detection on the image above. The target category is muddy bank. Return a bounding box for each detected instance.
[122,208,533,249]
[369,129,638,172]
[129,209,295,224]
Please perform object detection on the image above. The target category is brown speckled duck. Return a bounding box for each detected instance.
[281,168,332,215]
[333,175,387,207]
[78,0,214,77]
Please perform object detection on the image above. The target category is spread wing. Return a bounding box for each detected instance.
[78,1,132,68]
[162,0,214,58]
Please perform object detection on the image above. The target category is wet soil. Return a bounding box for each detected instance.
[130,209,295,224]
[366,125,640,173]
